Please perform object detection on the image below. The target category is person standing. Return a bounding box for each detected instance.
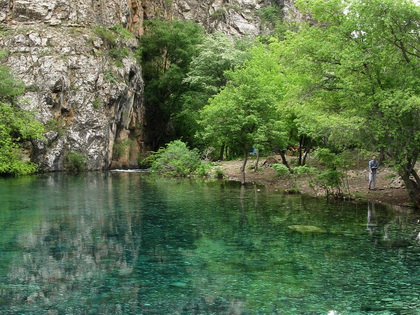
[368,155,379,190]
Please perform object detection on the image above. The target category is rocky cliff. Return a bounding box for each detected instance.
[0,0,290,171]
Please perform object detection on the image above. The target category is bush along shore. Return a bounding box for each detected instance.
[144,141,415,210]
[212,156,415,210]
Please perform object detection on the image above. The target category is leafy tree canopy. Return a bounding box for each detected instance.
[280,0,420,205]
[176,32,252,147]
[199,41,287,183]
[139,20,205,149]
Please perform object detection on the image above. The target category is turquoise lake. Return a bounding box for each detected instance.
[0,172,419,314]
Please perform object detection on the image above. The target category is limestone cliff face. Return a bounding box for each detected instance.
[173,0,273,36]
[0,0,288,171]
[0,0,150,171]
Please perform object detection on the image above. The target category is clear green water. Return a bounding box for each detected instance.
[0,172,419,314]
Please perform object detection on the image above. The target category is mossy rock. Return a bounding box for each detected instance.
[288,225,327,233]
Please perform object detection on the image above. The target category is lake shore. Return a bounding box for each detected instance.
[215,156,414,209]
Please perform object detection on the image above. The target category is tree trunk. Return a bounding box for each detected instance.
[241,150,248,185]
[379,147,386,164]
[298,135,304,166]
[254,150,260,172]
[279,150,291,170]
[302,148,310,166]
[399,167,420,209]
[219,144,225,160]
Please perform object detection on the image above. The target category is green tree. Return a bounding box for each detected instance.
[177,33,251,147]
[139,19,205,150]
[0,55,44,175]
[200,41,287,184]
[280,0,420,207]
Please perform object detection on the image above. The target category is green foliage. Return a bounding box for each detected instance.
[93,26,117,47]
[386,173,397,180]
[279,0,420,205]
[65,152,86,173]
[109,47,130,64]
[45,119,66,136]
[104,70,117,83]
[199,40,288,174]
[0,61,44,176]
[92,97,101,109]
[0,61,25,102]
[178,32,251,146]
[311,148,349,197]
[210,8,226,20]
[293,165,317,175]
[213,167,225,179]
[196,163,211,177]
[93,25,133,65]
[137,154,155,169]
[0,103,44,175]
[138,19,205,149]
[111,24,135,42]
[93,24,133,48]
[272,163,290,177]
[315,148,339,169]
[316,169,344,193]
[256,4,283,29]
[150,140,209,177]
[113,139,133,160]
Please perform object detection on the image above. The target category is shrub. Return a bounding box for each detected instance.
[93,25,133,65]
[273,163,290,177]
[0,103,44,175]
[45,119,65,136]
[293,165,318,175]
[313,148,349,197]
[151,140,209,177]
[65,152,86,173]
[109,47,130,63]
[196,163,211,177]
[0,65,25,101]
[104,70,117,83]
[138,154,155,168]
[213,167,225,179]
[316,169,345,197]
[113,139,133,160]
[111,24,134,42]
[315,148,337,169]
[0,145,38,175]
[0,60,43,176]
[92,97,101,109]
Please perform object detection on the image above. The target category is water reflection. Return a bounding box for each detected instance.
[366,201,377,234]
[0,173,419,314]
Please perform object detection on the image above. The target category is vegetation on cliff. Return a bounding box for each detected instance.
[0,52,44,175]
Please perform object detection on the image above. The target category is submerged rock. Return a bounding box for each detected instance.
[288,225,327,233]
[169,282,188,288]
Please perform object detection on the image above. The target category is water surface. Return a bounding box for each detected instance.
[0,172,419,314]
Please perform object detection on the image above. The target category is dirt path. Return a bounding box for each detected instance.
[214,156,412,208]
